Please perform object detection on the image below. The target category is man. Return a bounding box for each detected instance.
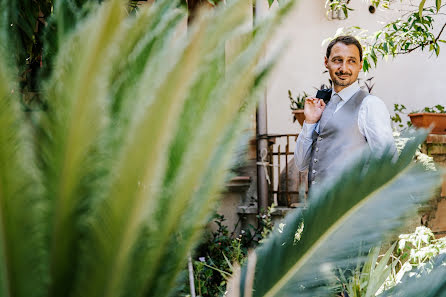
[294,35,396,187]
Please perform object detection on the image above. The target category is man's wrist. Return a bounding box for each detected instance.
[301,121,318,138]
[304,119,319,124]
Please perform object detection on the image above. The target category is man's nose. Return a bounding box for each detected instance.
[339,61,348,72]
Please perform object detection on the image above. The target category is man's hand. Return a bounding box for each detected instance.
[304,97,326,124]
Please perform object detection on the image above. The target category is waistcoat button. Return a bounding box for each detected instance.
[314,159,318,163]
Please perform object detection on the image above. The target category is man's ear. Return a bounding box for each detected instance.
[324,56,328,68]
[360,60,364,71]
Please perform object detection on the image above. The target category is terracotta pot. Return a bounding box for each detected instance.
[292,110,305,126]
[408,113,446,134]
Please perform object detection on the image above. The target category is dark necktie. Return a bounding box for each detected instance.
[319,94,341,131]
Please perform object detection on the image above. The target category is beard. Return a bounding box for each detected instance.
[333,71,354,87]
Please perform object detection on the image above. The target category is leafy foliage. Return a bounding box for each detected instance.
[379,227,446,296]
[391,104,411,129]
[335,226,446,297]
[396,226,446,267]
[337,243,397,297]
[288,90,308,110]
[325,0,353,18]
[0,1,295,297]
[391,104,445,129]
[191,215,250,297]
[228,130,443,297]
[379,252,446,297]
[0,0,52,106]
[185,209,276,297]
[327,1,446,72]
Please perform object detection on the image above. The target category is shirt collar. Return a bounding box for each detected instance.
[331,81,361,102]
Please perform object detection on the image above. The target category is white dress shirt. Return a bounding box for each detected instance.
[294,82,396,171]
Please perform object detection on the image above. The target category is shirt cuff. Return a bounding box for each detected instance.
[301,121,317,139]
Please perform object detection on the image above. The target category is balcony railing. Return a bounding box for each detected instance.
[260,133,308,208]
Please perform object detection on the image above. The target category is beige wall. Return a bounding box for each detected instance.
[266,0,446,135]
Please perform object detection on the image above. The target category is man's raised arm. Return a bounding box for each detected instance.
[294,97,326,171]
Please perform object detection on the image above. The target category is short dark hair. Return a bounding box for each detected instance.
[326,35,363,61]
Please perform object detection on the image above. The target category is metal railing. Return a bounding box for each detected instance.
[260,133,308,208]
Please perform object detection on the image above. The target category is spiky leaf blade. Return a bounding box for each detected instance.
[0,54,46,297]
[229,130,442,297]
[39,1,125,295]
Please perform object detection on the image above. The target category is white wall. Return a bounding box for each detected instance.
[266,0,446,135]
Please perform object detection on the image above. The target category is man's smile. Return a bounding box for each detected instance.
[336,72,351,79]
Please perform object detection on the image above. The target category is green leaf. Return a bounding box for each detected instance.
[379,254,446,297]
[364,243,396,297]
[0,48,46,297]
[39,1,126,296]
[343,6,349,18]
[229,130,442,297]
[72,8,214,297]
[363,58,370,72]
[436,0,441,12]
[136,4,295,295]
[419,0,426,18]
[66,2,296,297]
[0,1,297,297]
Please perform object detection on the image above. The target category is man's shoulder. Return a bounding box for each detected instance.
[361,93,389,112]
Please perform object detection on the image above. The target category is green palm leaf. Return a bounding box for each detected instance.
[0,54,46,297]
[108,1,184,118]
[38,1,125,296]
[0,0,310,296]
[67,2,294,297]
[130,5,294,296]
[140,52,279,297]
[70,9,212,297]
[42,0,103,79]
[229,130,442,297]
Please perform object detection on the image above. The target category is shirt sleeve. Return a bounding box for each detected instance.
[358,95,398,160]
[294,121,318,171]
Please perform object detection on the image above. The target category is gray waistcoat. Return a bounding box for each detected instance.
[308,89,369,186]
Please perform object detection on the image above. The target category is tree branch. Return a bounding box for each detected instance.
[396,21,446,54]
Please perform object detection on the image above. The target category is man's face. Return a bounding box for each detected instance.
[325,42,363,92]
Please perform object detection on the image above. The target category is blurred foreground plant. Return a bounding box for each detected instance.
[337,243,397,297]
[0,0,295,297]
[227,130,444,297]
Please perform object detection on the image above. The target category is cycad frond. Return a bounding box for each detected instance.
[229,130,443,297]
[130,5,292,296]
[0,0,326,296]
[74,16,211,297]
[0,54,46,297]
[108,1,184,118]
[38,1,125,295]
[67,1,294,297]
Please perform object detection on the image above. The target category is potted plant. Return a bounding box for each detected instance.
[289,90,308,126]
[409,105,446,134]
